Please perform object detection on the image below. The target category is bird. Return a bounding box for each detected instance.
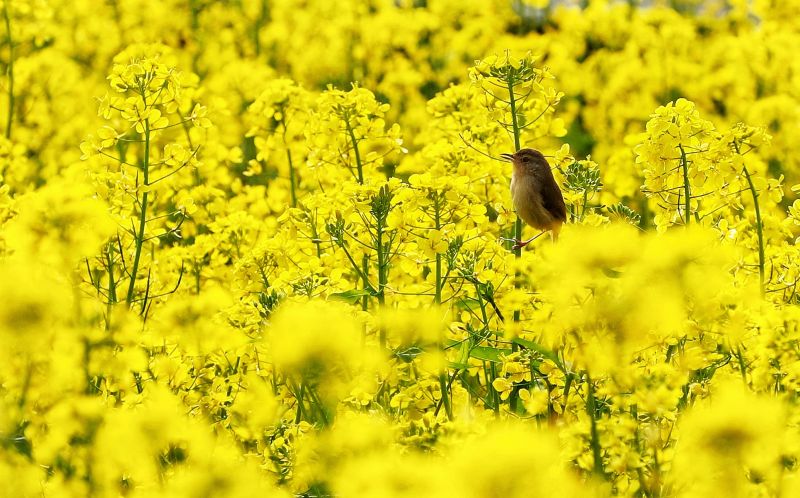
[501,148,566,249]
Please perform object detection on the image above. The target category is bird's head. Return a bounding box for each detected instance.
[500,148,549,176]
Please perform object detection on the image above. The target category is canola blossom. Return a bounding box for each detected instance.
[2,1,800,497]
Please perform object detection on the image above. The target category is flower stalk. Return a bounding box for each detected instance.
[3,0,13,139]
[126,119,151,306]
[742,164,765,295]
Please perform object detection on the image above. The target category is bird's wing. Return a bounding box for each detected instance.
[540,171,567,223]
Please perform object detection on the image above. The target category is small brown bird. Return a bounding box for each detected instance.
[501,148,567,249]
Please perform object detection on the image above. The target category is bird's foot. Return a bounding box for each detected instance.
[512,232,547,251]
[500,237,529,250]
[512,239,529,251]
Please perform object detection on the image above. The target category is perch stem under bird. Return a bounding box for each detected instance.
[501,149,567,250]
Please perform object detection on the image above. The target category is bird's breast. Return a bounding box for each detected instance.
[511,172,555,230]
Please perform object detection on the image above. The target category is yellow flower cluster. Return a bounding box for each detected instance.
[4,1,800,498]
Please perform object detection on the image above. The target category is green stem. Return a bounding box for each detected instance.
[308,209,320,256]
[678,144,691,226]
[345,116,364,184]
[307,385,330,426]
[309,216,322,258]
[437,372,452,419]
[489,362,500,414]
[580,190,589,221]
[434,253,442,304]
[432,193,452,418]
[736,346,748,383]
[343,114,371,318]
[630,405,653,498]
[586,375,605,477]
[105,242,116,331]
[17,361,31,409]
[376,215,386,306]
[339,241,373,292]
[361,255,369,312]
[506,70,523,322]
[473,282,490,326]
[506,70,521,152]
[294,381,306,423]
[107,242,117,304]
[561,372,573,415]
[3,0,13,139]
[126,119,150,305]
[433,193,443,305]
[470,284,499,413]
[375,222,387,346]
[742,164,765,295]
[434,370,458,416]
[287,147,297,208]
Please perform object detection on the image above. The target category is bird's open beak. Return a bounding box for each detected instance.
[500,153,514,161]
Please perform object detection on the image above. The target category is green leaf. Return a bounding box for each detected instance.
[394,346,423,363]
[454,297,482,313]
[602,267,623,278]
[456,341,470,367]
[469,345,511,363]
[442,338,460,348]
[512,337,560,365]
[328,288,374,304]
[448,342,472,369]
